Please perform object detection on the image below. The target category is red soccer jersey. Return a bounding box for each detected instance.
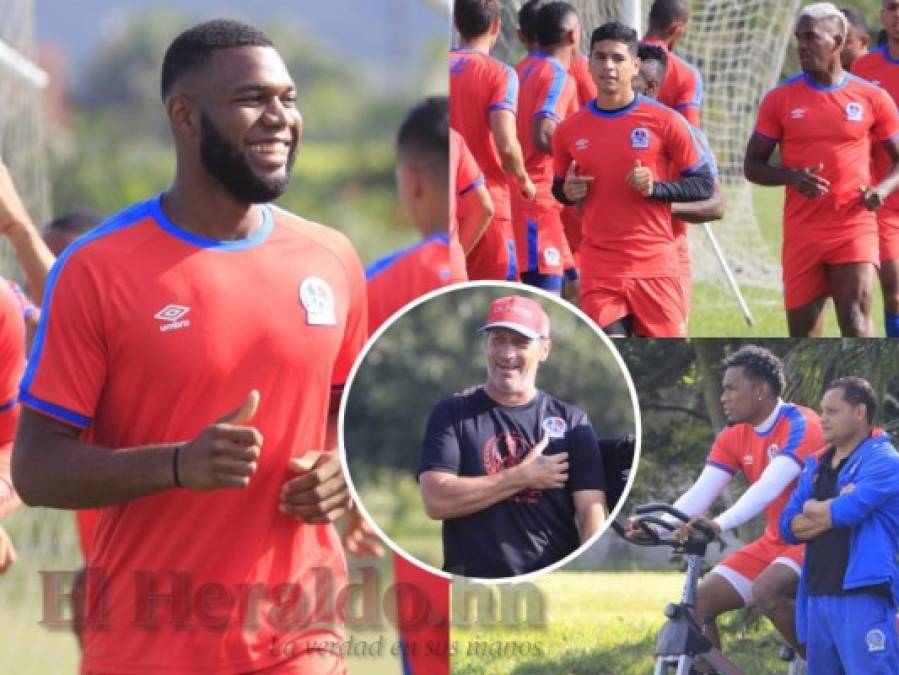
[552,95,705,278]
[754,73,899,239]
[450,128,480,280]
[706,403,824,543]
[365,235,453,334]
[643,38,703,127]
[852,46,899,211]
[569,53,597,107]
[515,53,578,205]
[449,48,518,221]
[20,196,367,673]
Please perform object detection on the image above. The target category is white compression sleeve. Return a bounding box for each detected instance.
[668,464,733,521]
[712,455,802,532]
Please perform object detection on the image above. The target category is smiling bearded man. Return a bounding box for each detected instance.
[12,19,369,675]
[417,295,606,579]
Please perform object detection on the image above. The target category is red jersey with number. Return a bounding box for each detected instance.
[754,73,899,239]
[852,46,899,211]
[366,235,453,334]
[643,38,702,127]
[450,128,480,280]
[552,94,705,279]
[20,195,367,673]
[450,48,518,221]
[707,403,823,543]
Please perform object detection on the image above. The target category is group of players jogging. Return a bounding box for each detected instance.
[451,0,899,337]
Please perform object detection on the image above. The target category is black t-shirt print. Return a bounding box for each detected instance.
[418,388,605,578]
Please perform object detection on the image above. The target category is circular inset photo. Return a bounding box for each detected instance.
[340,282,640,581]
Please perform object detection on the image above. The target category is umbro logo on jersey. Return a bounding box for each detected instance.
[767,443,779,459]
[743,454,754,465]
[154,304,191,332]
[846,102,863,122]
[575,138,589,151]
[790,108,805,119]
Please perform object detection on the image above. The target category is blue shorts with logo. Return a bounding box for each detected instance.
[807,594,899,674]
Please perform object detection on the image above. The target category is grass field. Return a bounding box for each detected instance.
[452,571,793,675]
[689,185,885,337]
[0,508,405,675]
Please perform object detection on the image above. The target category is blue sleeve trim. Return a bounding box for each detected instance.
[488,103,516,114]
[534,111,561,122]
[18,390,91,428]
[0,397,16,413]
[365,235,449,281]
[706,460,737,476]
[458,176,484,196]
[501,63,519,110]
[778,405,807,456]
[675,102,700,110]
[19,201,148,395]
[681,160,708,177]
[685,59,703,108]
[881,131,899,144]
[536,62,567,120]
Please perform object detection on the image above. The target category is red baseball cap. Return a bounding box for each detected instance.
[479,296,550,340]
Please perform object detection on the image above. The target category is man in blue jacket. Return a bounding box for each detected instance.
[780,376,899,674]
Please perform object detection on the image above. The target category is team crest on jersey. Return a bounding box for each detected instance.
[543,247,560,266]
[299,277,336,326]
[846,102,863,122]
[867,628,886,652]
[630,127,651,149]
[847,458,861,479]
[542,417,568,439]
[790,108,805,119]
[767,443,779,459]
[743,454,754,466]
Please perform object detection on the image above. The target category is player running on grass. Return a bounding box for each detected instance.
[553,21,714,337]
[12,20,372,674]
[745,2,899,337]
[625,345,823,663]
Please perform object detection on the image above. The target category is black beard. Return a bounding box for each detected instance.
[199,113,297,204]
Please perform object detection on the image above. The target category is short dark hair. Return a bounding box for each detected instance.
[518,0,550,43]
[648,0,689,32]
[454,0,502,41]
[590,21,639,55]
[397,97,449,182]
[535,2,577,49]
[44,209,101,235]
[722,345,785,397]
[841,7,868,34]
[161,19,274,100]
[826,376,877,424]
[637,43,668,69]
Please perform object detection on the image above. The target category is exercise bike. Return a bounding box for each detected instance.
[612,503,805,675]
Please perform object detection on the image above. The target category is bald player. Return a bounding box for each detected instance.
[852,1,899,337]
[642,0,704,128]
[745,3,899,337]
[450,0,536,281]
[366,97,459,332]
[633,44,724,315]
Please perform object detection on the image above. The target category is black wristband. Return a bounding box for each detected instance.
[172,445,183,488]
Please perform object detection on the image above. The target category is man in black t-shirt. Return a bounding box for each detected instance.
[418,295,607,578]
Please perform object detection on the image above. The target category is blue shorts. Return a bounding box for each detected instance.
[806,594,899,675]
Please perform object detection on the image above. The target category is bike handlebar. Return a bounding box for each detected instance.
[614,502,717,547]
